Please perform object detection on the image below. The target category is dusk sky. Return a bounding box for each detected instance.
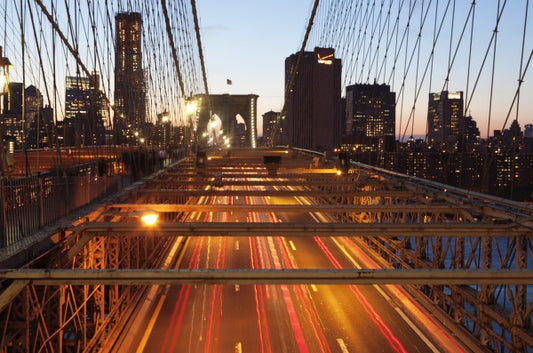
[196,1,532,139]
[1,1,531,139]
[197,0,311,136]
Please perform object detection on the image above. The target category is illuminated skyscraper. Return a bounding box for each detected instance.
[284,47,342,151]
[64,73,106,146]
[114,12,145,143]
[427,91,464,150]
[65,76,91,119]
[345,83,396,152]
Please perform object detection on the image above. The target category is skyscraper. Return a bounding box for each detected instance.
[64,73,106,146]
[1,82,23,147]
[427,91,464,150]
[65,76,91,119]
[114,12,145,143]
[345,83,396,152]
[284,47,342,151]
[262,110,280,146]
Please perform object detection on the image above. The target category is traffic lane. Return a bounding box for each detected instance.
[141,234,263,353]
[141,188,452,352]
[267,193,450,352]
[287,236,439,353]
[251,189,432,351]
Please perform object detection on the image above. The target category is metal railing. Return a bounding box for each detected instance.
[0,146,188,249]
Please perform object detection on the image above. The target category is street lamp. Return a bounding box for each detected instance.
[0,46,13,176]
[141,212,159,226]
[186,100,197,115]
[161,111,169,123]
[0,47,10,94]
[185,99,199,155]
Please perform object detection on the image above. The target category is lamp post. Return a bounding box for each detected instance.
[186,99,198,155]
[0,46,12,247]
[0,46,13,176]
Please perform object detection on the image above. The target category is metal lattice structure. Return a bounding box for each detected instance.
[0,148,532,352]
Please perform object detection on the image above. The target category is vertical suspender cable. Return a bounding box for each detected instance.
[190,0,209,99]
[464,0,475,117]
[486,0,500,140]
[160,0,185,98]
[514,0,529,122]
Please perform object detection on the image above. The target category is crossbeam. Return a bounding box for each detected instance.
[1,269,531,285]
[152,179,382,187]
[105,203,462,213]
[80,221,524,236]
[138,189,417,198]
[163,172,342,179]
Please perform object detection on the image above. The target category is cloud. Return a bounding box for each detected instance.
[201,24,231,33]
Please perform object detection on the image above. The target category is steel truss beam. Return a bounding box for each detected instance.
[151,179,384,187]
[105,203,462,213]
[79,221,525,236]
[138,189,418,198]
[162,172,341,179]
[1,269,532,285]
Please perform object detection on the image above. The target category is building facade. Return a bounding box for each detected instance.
[114,12,146,144]
[345,82,396,152]
[262,110,280,146]
[284,47,342,152]
[63,73,106,147]
[427,91,464,151]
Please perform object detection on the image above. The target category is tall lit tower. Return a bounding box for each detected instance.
[345,83,396,152]
[114,12,145,142]
[427,91,464,150]
[284,47,342,151]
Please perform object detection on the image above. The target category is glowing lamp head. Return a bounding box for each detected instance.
[336,169,342,176]
[186,101,197,115]
[141,213,159,226]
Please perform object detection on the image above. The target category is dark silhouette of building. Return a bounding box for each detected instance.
[525,124,533,138]
[24,85,42,130]
[192,94,259,148]
[427,91,464,151]
[262,110,280,146]
[27,105,54,148]
[345,82,396,152]
[284,47,342,151]
[1,82,23,148]
[114,12,146,144]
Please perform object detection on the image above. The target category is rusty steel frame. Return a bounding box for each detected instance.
[1,268,532,285]
[1,148,532,353]
[0,268,533,284]
[74,221,525,237]
[0,232,180,352]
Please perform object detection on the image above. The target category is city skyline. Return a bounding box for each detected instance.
[0,1,531,139]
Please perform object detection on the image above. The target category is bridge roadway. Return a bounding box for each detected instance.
[117,150,468,353]
[2,147,531,352]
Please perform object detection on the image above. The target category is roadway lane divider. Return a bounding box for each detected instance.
[289,240,297,251]
[135,236,191,353]
[235,342,242,353]
[394,307,440,353]
[336,338,350,353]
